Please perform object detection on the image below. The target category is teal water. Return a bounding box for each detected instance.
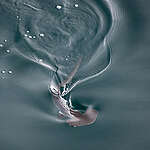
[0,0,150,149]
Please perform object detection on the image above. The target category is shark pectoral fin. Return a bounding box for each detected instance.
[66,107,98,127]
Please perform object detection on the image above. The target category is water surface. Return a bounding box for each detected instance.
[0,0,150,150]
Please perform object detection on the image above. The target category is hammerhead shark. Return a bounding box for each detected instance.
[49,57,98,127]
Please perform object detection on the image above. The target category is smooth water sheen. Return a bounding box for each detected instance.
[0,0,150,149]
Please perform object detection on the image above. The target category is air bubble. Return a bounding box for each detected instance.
[6,49,10,53]
[28,35,32,39]
[39,33,45,37]
[8,70,13,74]
[24,34,28,37]
[0,44,4,47]
[1,70,6,74]
[74,4,79,7]
[56,5,62,9]
[39,59,43,62]
[26,30,30,33]
[4,40,7,42]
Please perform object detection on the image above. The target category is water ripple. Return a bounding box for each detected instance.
[13,0,115,90]
[1,0,119,123]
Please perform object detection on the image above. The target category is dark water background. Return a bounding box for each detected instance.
[0,0,150,150]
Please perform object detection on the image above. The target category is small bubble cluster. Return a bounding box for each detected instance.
[0,39,14,79]
[65,55,70,61]
[24,30,45,39]
[16,15,21,21]
[0,39,12,55]
[56,3,79,10]
[0,69,14,79]
[39,33,45,37]
[24,30,37,39]
[1,69,13,74]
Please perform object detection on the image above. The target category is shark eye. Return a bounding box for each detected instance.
[49,85,59,96]
[52,88,59,95]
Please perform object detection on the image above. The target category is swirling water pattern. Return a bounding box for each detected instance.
[3,0,150,149]
[3,0,116,126]
[13,0,113,91]
[0,0,117,125]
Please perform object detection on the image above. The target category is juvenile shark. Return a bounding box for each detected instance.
[49,84,98,127]
[49,57,98,127]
